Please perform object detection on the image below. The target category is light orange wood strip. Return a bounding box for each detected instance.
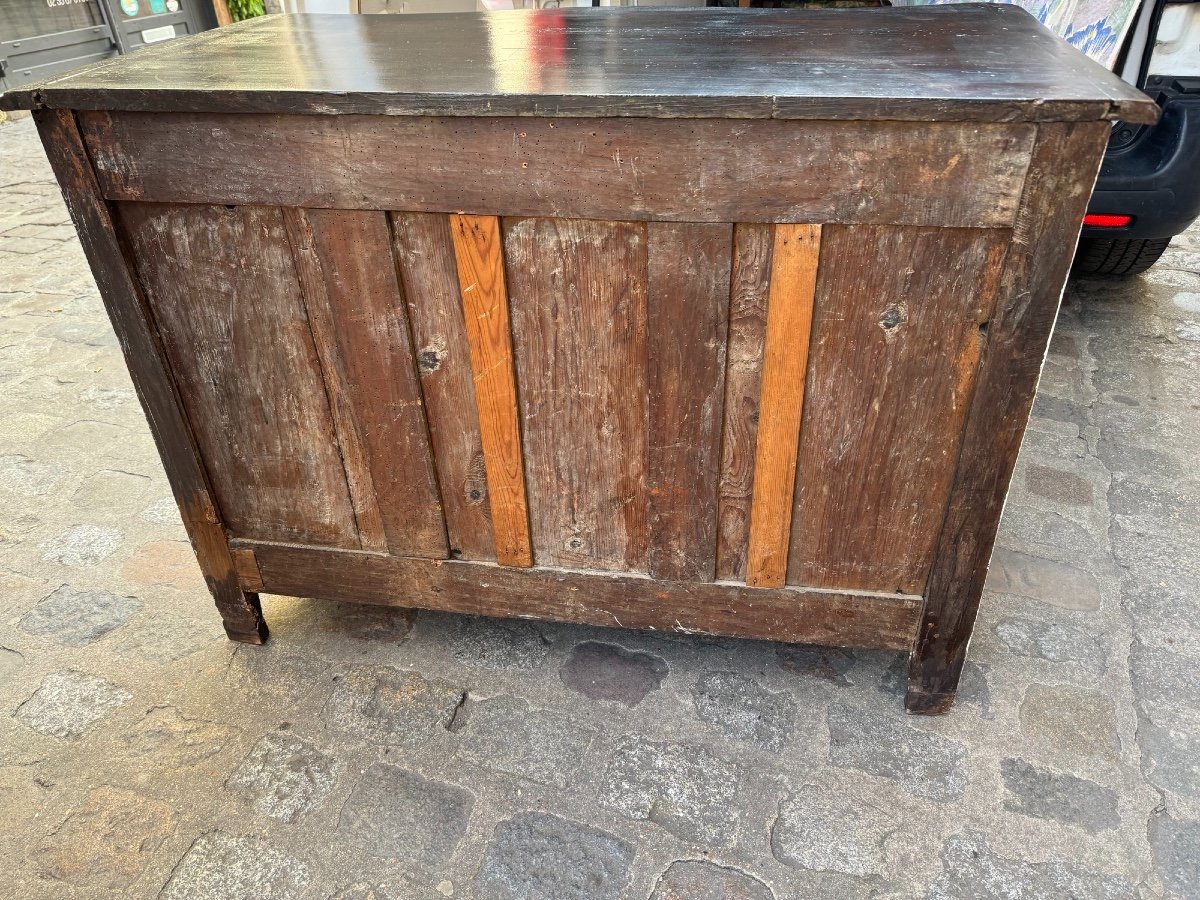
[449,214,534,567]
[745,224,822,588]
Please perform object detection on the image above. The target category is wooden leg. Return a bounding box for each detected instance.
[906,624,969,714]
[217,590,269,644]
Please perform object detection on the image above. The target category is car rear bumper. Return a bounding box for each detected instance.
[1083,77,1200,241]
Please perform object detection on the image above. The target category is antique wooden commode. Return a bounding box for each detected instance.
[3,7,1155,712]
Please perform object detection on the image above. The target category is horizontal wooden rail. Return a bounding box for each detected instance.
[231,539,923,651]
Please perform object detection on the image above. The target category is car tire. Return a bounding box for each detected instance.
[1073,237,1172,276]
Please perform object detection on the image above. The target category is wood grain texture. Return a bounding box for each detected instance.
[504,217,649,572]
[908,122,1111,713]
[235,539,924,653]
[745,225,821,588]
[449,214,533,567]
[647,222,731,581]
[5,7,1158,124]
[716,224,773,581]
[116,202,360,549]
[392,212,495,561]
[79,112,1035,229]
[286,207,449,558]
[32,109,266,644]
[789,225,1009,595]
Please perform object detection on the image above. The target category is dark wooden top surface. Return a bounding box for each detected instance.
[1,6,1157,123]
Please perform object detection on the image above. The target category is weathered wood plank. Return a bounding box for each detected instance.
[716,223,772,582]
[80,112,1035,228]
[647,222,731,581]
[116,202,360,549]
[745,224,821,589]
[788,225,1009,595]
[286,207,449,558]
[392,212,495,562]
[235,539,924,653]
[449,214,533,567]
[33,109,266,644]
[504,217,649,572]
[908,122,1111,713]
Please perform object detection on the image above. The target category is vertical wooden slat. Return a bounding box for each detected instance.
[449,214,533,568]
[504,217,649,573]
[285,207,449,559]
[647,222,732,582]
[745,224,821,588]
[117,201,361,550]
[716,224,773,581]
[788,225,1009,594]
[393,212,496,562]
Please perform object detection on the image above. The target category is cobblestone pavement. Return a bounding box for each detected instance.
[2,111,1199,899]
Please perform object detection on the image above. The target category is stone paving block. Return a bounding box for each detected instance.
[19,584,140,646]
[776,645,856,685]
[455,695,595,788]
[1024,463,1095,506]
[31,786,175,890]
[139,495,184,525]
[771,785,889,877]
[324,665,463,745]
[598,734,740,846]
[337,762,473,868]
[16,670,132,739]
[0,453,66,496]
[1019,684,1120,762]
[112,615,222,664]
[475,811,633,900]
[1139,721,1200,799]
[827,703,967,802]
[71,468,150,507]
[925,831,1135,900]
[119,539,202,589]
[123,705,237,767]
[450,615,549,670]
[160,830,309,900]
[984,548,1101,610]
[1130,640,1200,718]
[0,646,23,687]
[993,617,1107,670]
[39,524,123,567]
[559,641,668,706]
[1149,811,1200,898]
[1000,758,1119,832]
[691,671,796,752]
[227,730,339,824]
[650,860,775,900]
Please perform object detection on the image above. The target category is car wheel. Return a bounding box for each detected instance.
[1073,237,1172,277]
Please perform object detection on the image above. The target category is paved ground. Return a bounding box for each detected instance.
[1,111,1199,900]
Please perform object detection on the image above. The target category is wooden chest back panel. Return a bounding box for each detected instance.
[111,142,1017,595]
[81,111,1035,228]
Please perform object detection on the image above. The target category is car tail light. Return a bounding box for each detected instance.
[1083,213,1133,227]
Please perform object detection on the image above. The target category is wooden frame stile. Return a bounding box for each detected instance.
[906,121,1112,713]
[32,107,268,644]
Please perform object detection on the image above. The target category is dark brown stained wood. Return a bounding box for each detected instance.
[788,225,1010,596]
[716,224,772,582]
[449,214,533,568]
[285,207,449,558]
[392,212,495,562]
[116,202,360,549]
[745,224,821,589]
[231,547,264,592]
[504,217,650,573]
[31,108,266,644]
[646,222,731,582]
[3,7,1159,124]
[908,122,1111,714]
[235,539,924,653]
[79,112,1036,229]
